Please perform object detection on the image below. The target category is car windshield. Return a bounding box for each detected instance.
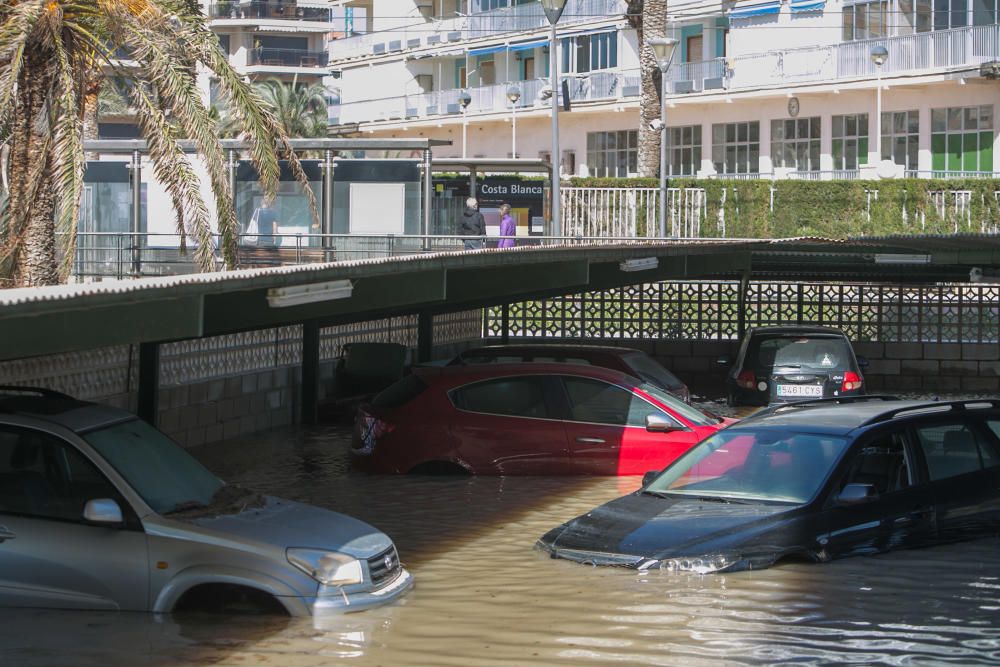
[638,383,719,426]
[749,336,854,372]
[82,419,224,515]
[622,353,683,390]
[646,429,849,503]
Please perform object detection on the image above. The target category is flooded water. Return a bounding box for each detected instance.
[3,421,999,666]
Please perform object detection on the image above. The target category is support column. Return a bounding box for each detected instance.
[417,311,434,363]
[737,271,751,341]
[130,150,142,275]
[137,342,160,427]
[323,150,335,261]
[301,321,320,425]
[422,148,433,251]
[501,303,510,344]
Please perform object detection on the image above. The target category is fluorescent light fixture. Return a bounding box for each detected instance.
[267,279,354,308]
[873,254,931,265]
[619,257,659,272]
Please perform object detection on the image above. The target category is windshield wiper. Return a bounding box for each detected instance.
[640,489,671,498]
[164,500,208,515]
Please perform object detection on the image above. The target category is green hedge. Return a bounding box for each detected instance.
[565,177,1000,239]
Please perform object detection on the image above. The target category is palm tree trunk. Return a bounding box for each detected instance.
[637,0,667,178]
[83,75,100,160]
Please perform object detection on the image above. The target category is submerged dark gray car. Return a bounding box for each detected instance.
[0,389,412,615]
[539,397,1000,573]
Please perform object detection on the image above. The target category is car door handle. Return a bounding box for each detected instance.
[575,437,606,444]
[0,527,15,542]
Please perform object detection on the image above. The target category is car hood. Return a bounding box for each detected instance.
[182,496,393,559]
[540,491,798,562]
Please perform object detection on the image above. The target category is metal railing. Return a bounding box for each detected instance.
[207,1,332,22]
[328,0,623,62]
[247,48,330,68]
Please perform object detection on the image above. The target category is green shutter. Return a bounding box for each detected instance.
[859,137,868,165]
[980,131,994,172]
[947,134,962,172]
[963,132,978,172]
[932,133,946,171]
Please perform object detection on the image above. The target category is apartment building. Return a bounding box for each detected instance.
[327,0,1000,178]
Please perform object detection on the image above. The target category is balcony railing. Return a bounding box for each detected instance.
[207,2,332,22]
[334,69,639,124]
[669,24,999,93]
[328,0,624,62]
[247,48,330,68]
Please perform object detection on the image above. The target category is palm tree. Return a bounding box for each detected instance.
[0,0,315,286]
[632,0,668,177]
[254,78,330,138]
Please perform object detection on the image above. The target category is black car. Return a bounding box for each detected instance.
[538,397,1000,573]
[719,326,867,406]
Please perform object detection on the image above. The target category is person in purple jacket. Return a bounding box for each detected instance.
[497,203,516,249]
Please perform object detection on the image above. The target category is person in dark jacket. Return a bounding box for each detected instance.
[460,197,486,250]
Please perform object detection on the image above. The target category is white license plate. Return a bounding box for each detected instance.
[776,384,823,398]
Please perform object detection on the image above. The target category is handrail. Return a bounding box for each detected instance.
[859,398,1000,427]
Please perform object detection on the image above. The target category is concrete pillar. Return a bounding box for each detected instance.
[138,342,159,427]
[301,321,320,425]
[501,303,510,344]
[417,311,434,363]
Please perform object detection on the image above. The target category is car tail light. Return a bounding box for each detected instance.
[842,371,863,392]
[736,370,756,390]
[355,413,394,455]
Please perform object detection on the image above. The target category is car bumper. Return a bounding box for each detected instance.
[310,568,414,615]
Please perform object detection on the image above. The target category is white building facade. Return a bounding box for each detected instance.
[326,0,1000,179]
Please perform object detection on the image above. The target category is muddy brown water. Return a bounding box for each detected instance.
[2,419,999,666]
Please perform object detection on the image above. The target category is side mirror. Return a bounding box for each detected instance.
[716,354,732,366]
[642,470,660,487]
[83,498,124,525]
[835,483,878,506]
[646,414,682,433]
[856,355,870,369]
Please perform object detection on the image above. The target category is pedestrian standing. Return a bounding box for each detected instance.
[497,203,515,249]
[460,197,486,250]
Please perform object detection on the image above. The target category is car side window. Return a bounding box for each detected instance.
[840,432,912,495]
[915,422,993,481]
[561,377,668,427]
[978,421,1000,468]
[0,426,121,522]
[451,377,549,419]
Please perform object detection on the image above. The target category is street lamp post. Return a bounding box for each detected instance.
[507,85,521,158]
[648,37,678,238]
[540,0,568,239]
[459,90,472,159]
[871,45,888,166]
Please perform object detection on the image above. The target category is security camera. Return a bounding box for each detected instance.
[648,118,664,131]
[970,267,984,283]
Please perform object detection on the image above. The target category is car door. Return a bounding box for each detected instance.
[449,375,568,474]
[820,428,936,559]
[912,417,1000,543]
[0,425,149,611]
[555,376,698,475]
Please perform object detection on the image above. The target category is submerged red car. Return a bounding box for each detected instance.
[351,363,734,476]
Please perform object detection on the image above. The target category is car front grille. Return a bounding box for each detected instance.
[368,545,402,588]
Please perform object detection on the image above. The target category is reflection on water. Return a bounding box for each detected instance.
[3,425,998,666]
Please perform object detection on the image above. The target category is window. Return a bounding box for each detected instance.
[841,433,911,494]
[915,422,999,480]
[217,34,230,54]
[0,427,121,522]
[771,117,821,172]
[586,130,638,177]
[373,375,428,408]
[561,32,617,74]
[932,105,994,174]
[843,0,889,40]
[832,113,869,170]
[451,376,550,419]
[712,121,760,175]
[666,125,702,176]
[561,377,669,427]
[882,110,919,170]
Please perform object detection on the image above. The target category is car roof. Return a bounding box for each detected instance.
[458,344,643,356]
[733,398,1000,436]
[747,325,848,337]
[0,394,137,433]
[415,361,645,386]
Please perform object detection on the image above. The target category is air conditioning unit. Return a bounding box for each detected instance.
[415,74,434,93]
[416,0,433,19]
[980,61,1000,79]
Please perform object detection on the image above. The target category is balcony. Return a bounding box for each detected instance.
[334,69,639,124]
[328,0,624,62]
[247,48,330,68]
[668,24,1000,93]
[208,2,332,25]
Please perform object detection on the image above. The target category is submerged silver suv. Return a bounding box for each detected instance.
[0,388,412,616]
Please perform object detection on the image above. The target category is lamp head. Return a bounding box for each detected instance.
[458,90,472,108]
[539,0,568,24]
[506,85,522,104]
[870,45,888,66]
[648,37,678,71]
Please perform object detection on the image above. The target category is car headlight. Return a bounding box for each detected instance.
[644,553,738,574]
[287,549,364,586]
